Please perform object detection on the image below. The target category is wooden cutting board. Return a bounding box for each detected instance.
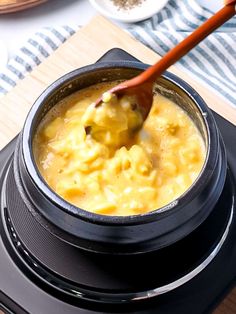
[0,15,235,150]
[0,15,235,313]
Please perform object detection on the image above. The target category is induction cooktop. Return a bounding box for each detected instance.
[0,48,236,314]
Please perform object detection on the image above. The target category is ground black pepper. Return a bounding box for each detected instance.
[111,0,146,10]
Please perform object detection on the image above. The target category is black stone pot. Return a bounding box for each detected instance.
[14,61,226,254]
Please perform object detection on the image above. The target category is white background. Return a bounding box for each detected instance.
[0,0,222,69]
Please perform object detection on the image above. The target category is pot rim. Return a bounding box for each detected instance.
[22,61,218,226]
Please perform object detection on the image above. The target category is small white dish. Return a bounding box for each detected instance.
[89,0,168,23]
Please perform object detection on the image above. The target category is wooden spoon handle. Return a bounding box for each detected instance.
[127,3,236,87]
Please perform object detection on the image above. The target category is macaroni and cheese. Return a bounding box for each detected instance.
[34,81,205,216]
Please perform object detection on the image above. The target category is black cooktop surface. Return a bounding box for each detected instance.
[0,49,236,314]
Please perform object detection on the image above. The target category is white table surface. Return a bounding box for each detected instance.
[0,0,222,70]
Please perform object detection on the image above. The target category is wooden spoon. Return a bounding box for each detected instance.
[95,1,236,120]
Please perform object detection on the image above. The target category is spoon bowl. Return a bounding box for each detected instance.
[95,80,153,120]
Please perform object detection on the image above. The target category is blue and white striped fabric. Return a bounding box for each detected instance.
[0,0,235,109]
[0,25,78,96]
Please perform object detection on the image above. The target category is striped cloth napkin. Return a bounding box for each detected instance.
[0,25,78,96]
[0,0,235,109]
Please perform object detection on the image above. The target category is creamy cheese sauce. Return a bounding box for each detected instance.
[33,81,206,216]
